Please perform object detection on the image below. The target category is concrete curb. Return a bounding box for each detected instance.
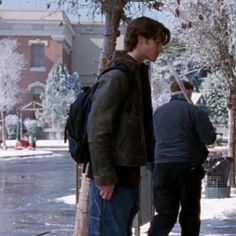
[0,149,53,158]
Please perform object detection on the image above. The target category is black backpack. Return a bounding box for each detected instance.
[64,63,134,164]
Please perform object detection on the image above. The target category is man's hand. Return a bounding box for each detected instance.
[99,184,115,200]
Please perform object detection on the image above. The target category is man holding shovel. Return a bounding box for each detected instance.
[148,80,216,236]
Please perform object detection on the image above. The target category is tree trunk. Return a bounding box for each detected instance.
[98,0,125,72]
[228,108,235,187]
[73,165,90,236]
[75,2,127,235]
[1,110,7,149]
[228,89,236,187]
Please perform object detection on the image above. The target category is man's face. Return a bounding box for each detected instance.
[139,36,164,61]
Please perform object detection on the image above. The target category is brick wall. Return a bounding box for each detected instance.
[0,35,71,119]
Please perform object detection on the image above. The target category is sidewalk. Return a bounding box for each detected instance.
[0,148,54,158]
[5,139,68,149]
[0,140,68,158]
[57,189,236,236]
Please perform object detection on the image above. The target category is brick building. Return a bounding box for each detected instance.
[0,10,74,119]
[0,10,124,119]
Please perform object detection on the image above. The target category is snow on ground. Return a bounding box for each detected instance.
[0,149,53,158]
[0,139,67,158]
[56,194,76,205]
[201,195,236,220]
[5,139,68,148]
[56,192,236,235]
[56,191,236,220]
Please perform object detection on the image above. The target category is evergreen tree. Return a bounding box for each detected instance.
[201,72,228,124]
[37,62,82,139]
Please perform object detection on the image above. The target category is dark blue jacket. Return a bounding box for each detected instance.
[154,95,216,164]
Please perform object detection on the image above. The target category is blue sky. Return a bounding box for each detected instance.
[0,0,50,10]
[0,0,91,22]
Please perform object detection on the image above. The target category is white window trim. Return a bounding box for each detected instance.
[28,39,48,46]
[28,81,45,90]
[30,67,46,72]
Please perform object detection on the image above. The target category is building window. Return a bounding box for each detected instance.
[28,39,48,72]
[31,44,45,68]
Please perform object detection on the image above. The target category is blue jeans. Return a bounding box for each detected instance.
[88,180,139,236]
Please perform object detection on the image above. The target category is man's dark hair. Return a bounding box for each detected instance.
[170,80,194,92]
[125,16,171,51]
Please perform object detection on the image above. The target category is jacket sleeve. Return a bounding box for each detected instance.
[87,69,128,186]
[194,108,216,145]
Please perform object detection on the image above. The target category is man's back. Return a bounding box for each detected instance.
[154,95,216,164]
[148,80,216,236]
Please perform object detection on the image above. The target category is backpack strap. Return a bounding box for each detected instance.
[98,63,134,112]
[98,63,134,83]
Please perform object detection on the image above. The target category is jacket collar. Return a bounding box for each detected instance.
[170,94,188,102]
[110,50,149,72]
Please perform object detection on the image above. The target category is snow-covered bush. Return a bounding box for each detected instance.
[5,114,19,139]
[24,118,43,139]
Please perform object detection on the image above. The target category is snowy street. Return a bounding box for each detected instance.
[0,150,76,236]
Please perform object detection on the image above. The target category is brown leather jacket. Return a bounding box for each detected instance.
[87,51,154,185]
